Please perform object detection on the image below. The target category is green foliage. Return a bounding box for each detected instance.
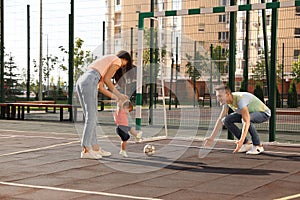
[43,55,58,82]
[185,51,209,81]
[239,80,246,92]
[276,86,281,108]
[211,45,228,75]
[252,60,266,83]
[185,53,201,82]
[59,37,94,83]
[287,80,298,108]
[292,55,300,83]
[185,45,228,82]
[254,84,264,103]
[142,28,166,84]
[4,53,20,100]
[252,51,282,84]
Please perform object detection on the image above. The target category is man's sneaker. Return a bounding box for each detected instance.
[238,143,253,153]
[246,146,264,155]
[81,150,102,159]
[96,148,111,157]
[119,150,128,158]
[136,131,143,142]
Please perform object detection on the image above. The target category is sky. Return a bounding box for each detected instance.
[5,0,106,85]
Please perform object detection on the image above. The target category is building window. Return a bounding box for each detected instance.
[198,23,205,32]
[198,41,205,47]
[218,32,229,42]
[294,50,300,59]
[116,0,121,5]
[296,6,300,15]
[295,28,300,38]
[221,47,227,55]
[219,14,226,23]
[266,15,271,26]
[220,0,228,6]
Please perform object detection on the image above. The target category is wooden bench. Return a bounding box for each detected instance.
[276,109,300,115]
[98,99,117,111]
[5,103,73,121]
[199,93,213,107]
[16,100,56,113]
[0,103,8,119]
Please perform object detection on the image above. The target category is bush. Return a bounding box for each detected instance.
[239,80,246,92]
[287,81,298,108]
[276,86,281,108]
[254,84,264,103]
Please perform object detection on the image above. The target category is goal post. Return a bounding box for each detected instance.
[136,0,300,141]
[136,0,300,143]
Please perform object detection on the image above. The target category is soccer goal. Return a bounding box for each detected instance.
[135,0,300,146]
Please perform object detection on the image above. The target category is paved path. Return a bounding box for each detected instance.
[0,120,299,200]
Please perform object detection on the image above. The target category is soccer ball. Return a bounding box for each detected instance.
[143,144,156,156]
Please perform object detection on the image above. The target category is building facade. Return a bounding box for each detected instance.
[105,0,300,87]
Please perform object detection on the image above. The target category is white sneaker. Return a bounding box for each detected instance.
[81,150,102,159]
[119,150,128,158]
[246,146,264,155]
[238,143,253,153]
[136,131,143,142]
[96,148,111,157]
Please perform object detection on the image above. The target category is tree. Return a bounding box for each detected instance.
[240,80,246,92]
[185,50,210,81]
[276,86,281,108]
[185,45,227,82]
[252,52,282,97]
[292,55,300,83]
[211,45,228,75]
[59,37,94,83]
[4,53,21,100]
[252,59,267,84]
[43,54,59,93]
[287,80,298,108]
[254,84,264,103]
[142,28,166,84]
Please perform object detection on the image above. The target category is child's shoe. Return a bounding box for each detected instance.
[119,150,128,157]
[136,131,143,142]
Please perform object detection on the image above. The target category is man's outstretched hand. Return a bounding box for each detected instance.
[233,140,243,153]
[203,137,214,148]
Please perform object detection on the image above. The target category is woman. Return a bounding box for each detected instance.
[76,50,133,159]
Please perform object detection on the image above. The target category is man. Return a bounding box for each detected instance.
[204,85,271,154]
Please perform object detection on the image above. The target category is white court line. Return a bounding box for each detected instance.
[1,131,298,157]
[0,134,77,140]
[146,142,300,156]
[0,181,162,200]
[0,129,74,136]
[0,141,79,157]
[274,193,300,200]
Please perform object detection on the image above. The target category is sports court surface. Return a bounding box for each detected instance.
[0,120,299,200]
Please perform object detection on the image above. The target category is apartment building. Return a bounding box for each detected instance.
[105,0,300,82]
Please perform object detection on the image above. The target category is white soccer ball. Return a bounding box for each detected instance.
[143,144,156,156]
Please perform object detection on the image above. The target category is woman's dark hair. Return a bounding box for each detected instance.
[114,50,134,83]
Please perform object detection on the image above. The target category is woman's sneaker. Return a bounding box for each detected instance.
[246,146,264,155]
[96,148,111,157]
[238,143,253,153]
[81,150,102,159]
